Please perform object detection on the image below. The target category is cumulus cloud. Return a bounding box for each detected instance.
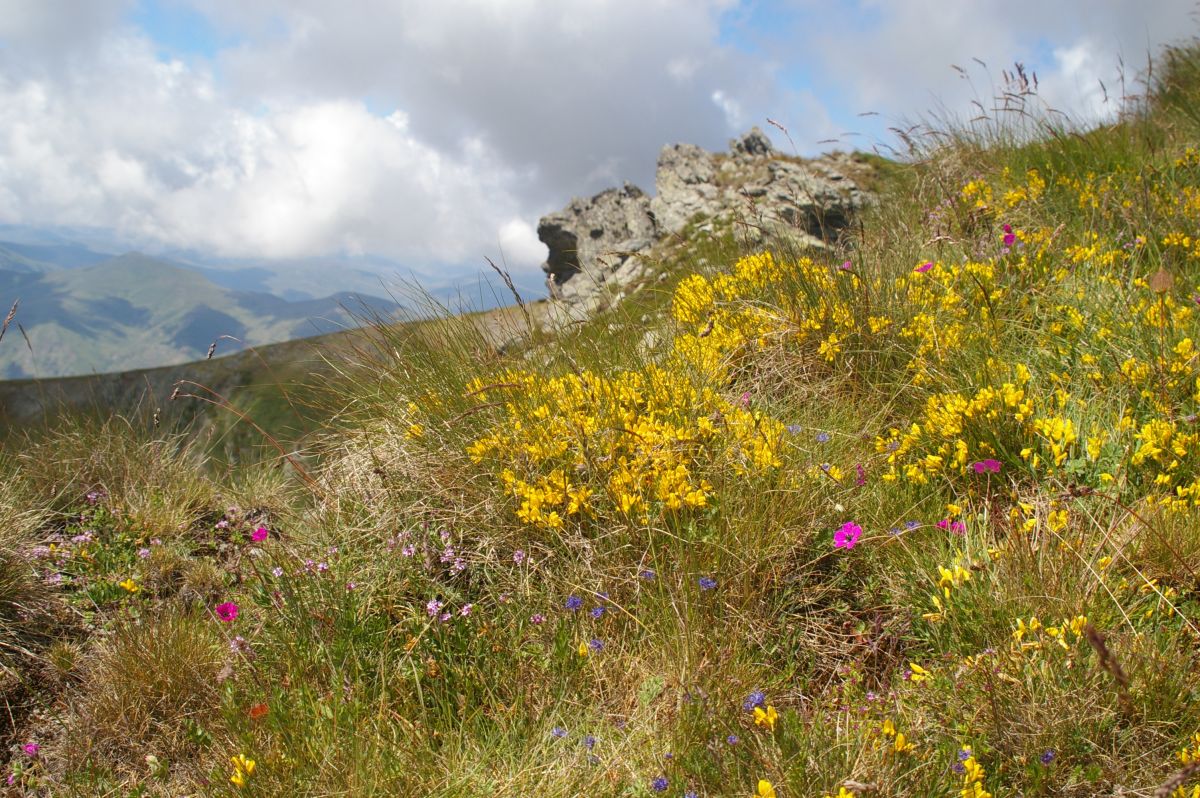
[0,0,788,277]
[768,0,1198,149]
[0,0,1196,282]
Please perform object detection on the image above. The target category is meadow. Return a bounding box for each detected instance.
[2,42,1200,797]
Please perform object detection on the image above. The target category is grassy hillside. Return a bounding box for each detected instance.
[3,42,1200,798]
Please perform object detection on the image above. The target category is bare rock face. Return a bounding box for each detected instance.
[648,143,720,236]
[536,127,871,321]
[538,182,655,302]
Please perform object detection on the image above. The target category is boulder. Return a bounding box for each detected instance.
[538,182,655,301]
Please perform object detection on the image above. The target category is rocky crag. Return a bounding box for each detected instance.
[537,127,871,321]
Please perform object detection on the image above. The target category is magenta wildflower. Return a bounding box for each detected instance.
[22,743,39,757]
[833,521,862,549]
[915,261,934,273]
[855,463,867,486]
[214,602,239,622]
[840,260,853,270]
[425,599,443,617]
[972,459,1002,474]
[459,603,473,617]
[251,526,269,543]
[1002,224,1016,247]
[529,613,546,624]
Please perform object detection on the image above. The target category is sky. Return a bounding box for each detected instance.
[0,0,1196,286]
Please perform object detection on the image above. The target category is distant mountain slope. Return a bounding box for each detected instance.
[0,252,400,378]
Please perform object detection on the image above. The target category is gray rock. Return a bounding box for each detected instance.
[730,126,775,157]
[649,143,721,235]
[535,130,872,323]
[538,182,655,301]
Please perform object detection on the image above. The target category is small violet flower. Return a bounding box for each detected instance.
[698,576,717,590]
[743,690,766,711]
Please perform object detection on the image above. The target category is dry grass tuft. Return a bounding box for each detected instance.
[59,610,228,775]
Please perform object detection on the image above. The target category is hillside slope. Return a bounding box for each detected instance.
[2,42,1200,798]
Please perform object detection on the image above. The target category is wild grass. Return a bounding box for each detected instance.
[3,40,1200,798]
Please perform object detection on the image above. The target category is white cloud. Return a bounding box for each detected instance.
[0,0,776,278]
[0,0,1196,283]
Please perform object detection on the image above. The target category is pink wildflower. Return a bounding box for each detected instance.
[915,261,934,273]
[972,459,1002,474]
[833,522,862,549]
[1002,224,1016,247]
[251,526,269,543]
[214,602,239,622]
[22,743,39,757]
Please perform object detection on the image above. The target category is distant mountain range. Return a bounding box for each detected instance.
[0,246,401,379]
[0,227,546,380]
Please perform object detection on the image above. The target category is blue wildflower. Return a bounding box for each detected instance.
[565,595,583,611]
[589,638,604,652]
[583,734,597,750]
[551,727,567,739]
[1040,749,1056,765]
[639,569,656,580]
[743,690,765,711]
[698,576,717,590]
[726,734,739,745]
[816,431,831,443]
[590,606,605,619]
[651,776,669,792]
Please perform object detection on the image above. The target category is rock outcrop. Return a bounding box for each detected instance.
[538,127,871,320]
[539,183,655,311]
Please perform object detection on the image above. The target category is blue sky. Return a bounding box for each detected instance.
[127,1,228,59]
[0,0,1195,282]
